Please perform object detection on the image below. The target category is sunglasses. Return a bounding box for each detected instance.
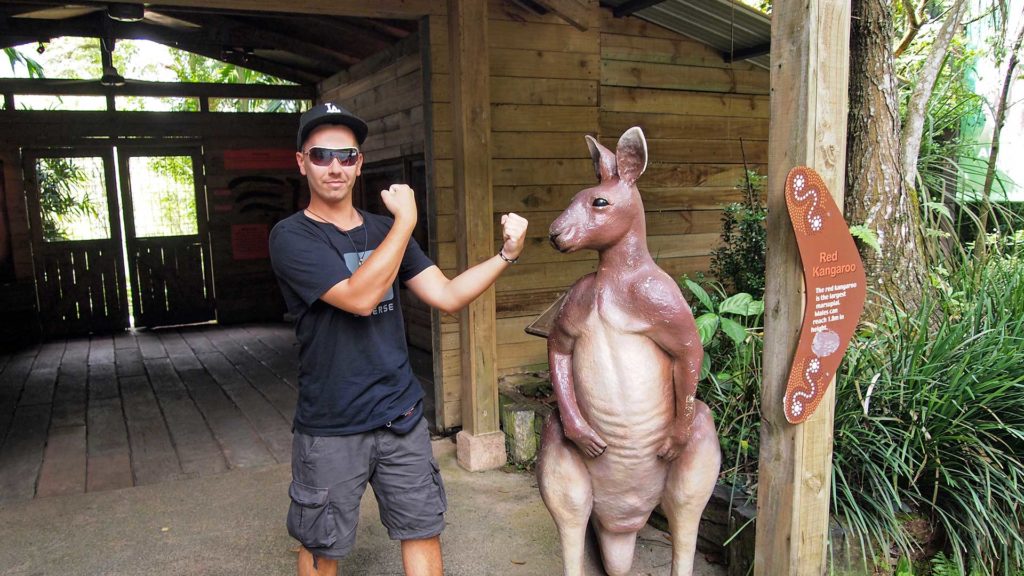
[304,146,361,167]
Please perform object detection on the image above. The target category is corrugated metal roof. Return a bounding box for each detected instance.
[601,0,771,70]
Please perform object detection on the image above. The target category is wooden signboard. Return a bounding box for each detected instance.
[783,166,866,423]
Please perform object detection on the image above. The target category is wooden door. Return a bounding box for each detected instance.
[24,148,129,337]
[118,147,214,328]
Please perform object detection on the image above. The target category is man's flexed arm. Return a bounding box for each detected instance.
[320,184,417,316]
[404,213,528,315]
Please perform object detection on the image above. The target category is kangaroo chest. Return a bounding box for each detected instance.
[568,290,675,436]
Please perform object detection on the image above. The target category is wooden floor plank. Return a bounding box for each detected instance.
[195,351,292,463]
[0,404,51,503]
[86,362,132,493]
[0,353,35,447]
[232,361,297,424]
[18,365,58,408]
[120,374,184,485]
[179,328,217,355]
[205,328,249,362]
[144,358,227,477]
[51,361,87,428]
[228,326,299,390]
[209,328,297,421]
[176,368,275,469]
[5,324,313,500]
[115,346,146,378]
[88,362,118,400]
[34,341,66,368]
[61,338,91,365]
[158,330,204,372]
[136,331,167,360]
[113,330,138,350]
[36,424,87,497]
[248,324,300,363]
[87,335,115,365]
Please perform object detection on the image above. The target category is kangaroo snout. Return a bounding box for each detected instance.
[549,230,573,253]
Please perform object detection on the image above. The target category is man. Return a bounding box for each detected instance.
[269,102,528,576]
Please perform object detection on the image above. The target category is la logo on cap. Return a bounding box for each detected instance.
[325,103,341,113]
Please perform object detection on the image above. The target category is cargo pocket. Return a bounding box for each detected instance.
[429,458,448,514]
[286,481,336,548]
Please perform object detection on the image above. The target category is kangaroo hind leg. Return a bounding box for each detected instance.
[537,413,593,576]
[661,401,721,576]
[593,523,638,576]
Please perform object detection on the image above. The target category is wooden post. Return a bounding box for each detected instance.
[448,0,505,470]
[755,1,850,575]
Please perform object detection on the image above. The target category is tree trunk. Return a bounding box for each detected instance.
[846,0,928,315]
[977,19,1024,258]
[900,0,969,194]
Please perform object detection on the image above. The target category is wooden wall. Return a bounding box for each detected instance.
[425,2,770,430]
[598,11,770,258]
[201,125,303,325]
[319,36,425,164]
[428,0,600,428]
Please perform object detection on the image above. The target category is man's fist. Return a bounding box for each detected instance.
[500,213,528,261]
[380,184,417,227]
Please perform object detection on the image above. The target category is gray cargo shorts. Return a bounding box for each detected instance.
[286,417,447,559]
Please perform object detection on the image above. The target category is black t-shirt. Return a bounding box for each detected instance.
[269,209,434,436]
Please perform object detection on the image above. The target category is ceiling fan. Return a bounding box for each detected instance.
[11,3,198,31]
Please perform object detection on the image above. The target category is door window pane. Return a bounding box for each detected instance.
[37,156,111,242]
[128,156,198,237]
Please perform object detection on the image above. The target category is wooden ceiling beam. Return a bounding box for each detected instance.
[2,15,333,82]
[347,16,413,40]
[167,13,360,67]
[162,40,324,84]
[0,15,254,48]
[531,0,594,31]
[283,16,395,56]
[0,77,314,99]
[102,0,441,19]
[612,0,670,18]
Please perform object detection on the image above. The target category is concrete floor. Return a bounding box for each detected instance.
[0,438,726,576]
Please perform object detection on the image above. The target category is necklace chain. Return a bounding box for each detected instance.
[305,207,368,265]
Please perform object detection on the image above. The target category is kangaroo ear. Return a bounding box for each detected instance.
[586,135,617,182]
[615,127,647,184]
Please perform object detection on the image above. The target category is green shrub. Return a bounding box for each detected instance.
[833,238,1024,575]
[682,275,763,493]
[709,170,767,299]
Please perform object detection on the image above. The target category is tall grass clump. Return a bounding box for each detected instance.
[831,235,1024,574]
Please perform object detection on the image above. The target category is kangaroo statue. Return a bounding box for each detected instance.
[538,127,721,576]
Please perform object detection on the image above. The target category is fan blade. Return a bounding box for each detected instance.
[12,5,101,20]
[142,10,202,30]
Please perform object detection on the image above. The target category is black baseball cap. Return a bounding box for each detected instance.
[296,102,368,150]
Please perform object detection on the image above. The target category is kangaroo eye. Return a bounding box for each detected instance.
[592,198,610,207]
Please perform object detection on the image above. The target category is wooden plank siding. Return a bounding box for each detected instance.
[422,3,769,430]
[426,0,604,428]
